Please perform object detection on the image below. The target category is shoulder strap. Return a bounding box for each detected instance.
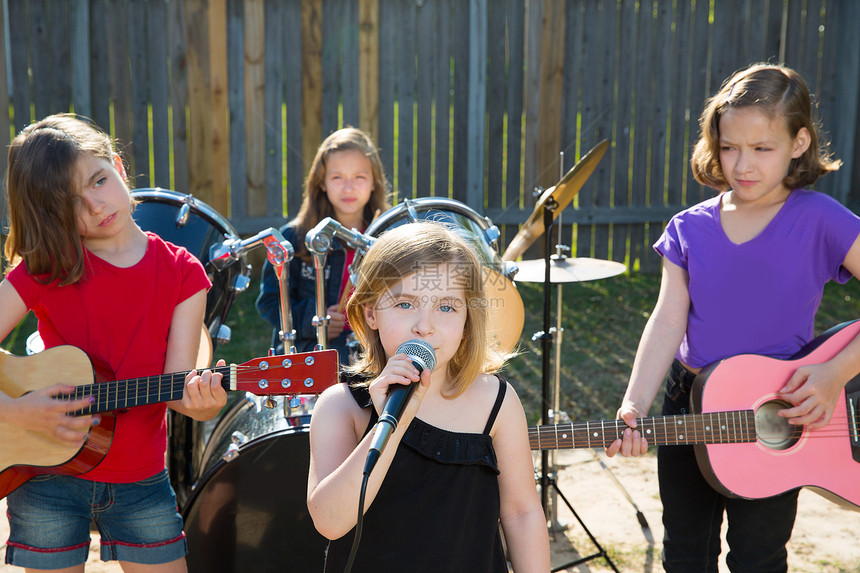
[482,376,507,435]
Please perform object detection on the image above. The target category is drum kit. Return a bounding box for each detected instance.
[21,140,630,571]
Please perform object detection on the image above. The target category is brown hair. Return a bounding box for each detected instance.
[345,222,506,397]
[690,62,840,192]
[4,114,126,285]
[292,127,391,260]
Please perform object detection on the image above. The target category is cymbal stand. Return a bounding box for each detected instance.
[534,192,619,573]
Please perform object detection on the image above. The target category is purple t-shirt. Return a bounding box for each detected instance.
[655,189,860,368]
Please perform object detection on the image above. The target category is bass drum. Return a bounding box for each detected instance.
[356,197,524,353]
[130,187,250,508]
[183,394,326,573]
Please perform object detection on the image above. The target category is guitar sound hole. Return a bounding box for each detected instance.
[755,400,801,451]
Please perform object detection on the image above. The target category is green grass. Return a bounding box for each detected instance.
[6,273,860,425]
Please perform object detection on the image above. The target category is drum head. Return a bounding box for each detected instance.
[183,428,326,572]
[359,198,524,353]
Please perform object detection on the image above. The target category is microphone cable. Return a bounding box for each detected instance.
[342,469,370,573]
[342,340,435,573]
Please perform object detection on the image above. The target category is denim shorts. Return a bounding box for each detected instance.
[5,469,187,569]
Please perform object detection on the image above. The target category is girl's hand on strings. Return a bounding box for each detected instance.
[778,362,844,429]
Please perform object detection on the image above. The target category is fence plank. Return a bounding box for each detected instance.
[0,0,9,189]
[321,0,339,136]
[227,0,246,217]
[147,0,170,189]
[486,0,506,210]
[129,0,150,187]
[358,0,379,141]
[108,0,132,166]
[396,0,415,197]
[169,0,189,193]
[264,0,285,219]
[209,0,230,214]
[48,0,71,114]
[242,0,265,216]
[302,0,323,174]
[376,0,395,187]
[450,0,469,205]
[415,0,433,198]
[433,0,451,199]
[70,0,91,119]
[341,0,359,128]
[503,0,525,245]
[284,0,304,218]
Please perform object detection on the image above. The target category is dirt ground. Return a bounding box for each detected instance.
[1,448,858,572]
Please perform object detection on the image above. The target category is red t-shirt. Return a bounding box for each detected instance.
[7,232,211,482]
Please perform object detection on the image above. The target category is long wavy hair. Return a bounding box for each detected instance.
[690,62,840,192]
[345,222,506,397]
[4,114,127,285]
[291,127,391,260]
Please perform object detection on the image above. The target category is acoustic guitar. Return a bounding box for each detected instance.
[0,345,338,499]
[530,320,860,510]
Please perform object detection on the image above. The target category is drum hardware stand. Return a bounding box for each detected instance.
[532,177,620,573]
[305,217,378,353]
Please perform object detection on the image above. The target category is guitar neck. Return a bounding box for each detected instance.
[68,365,235,415]
[529,410,757,450]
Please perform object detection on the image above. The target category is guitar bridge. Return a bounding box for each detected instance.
[846,374,860,462]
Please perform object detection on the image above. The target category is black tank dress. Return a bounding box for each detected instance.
[323,377,509,573]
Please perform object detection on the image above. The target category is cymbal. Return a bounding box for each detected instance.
[513,257,626,283]
[502,139,609,262]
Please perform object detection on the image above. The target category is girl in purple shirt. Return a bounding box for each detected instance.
[607,63,860,571]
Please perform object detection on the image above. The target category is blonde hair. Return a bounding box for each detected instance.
[690,62,840,192]
[345,222,506,397]
[292,127,391,260]
[4,114,127,285]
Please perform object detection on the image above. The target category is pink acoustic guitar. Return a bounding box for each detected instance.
[0,346,339,499]
[530,320,860,511]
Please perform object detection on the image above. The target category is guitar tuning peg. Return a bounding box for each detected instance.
[263,397,277,409]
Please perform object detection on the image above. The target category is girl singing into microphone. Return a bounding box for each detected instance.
[307,222,549,572]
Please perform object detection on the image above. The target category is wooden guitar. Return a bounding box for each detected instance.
[0,345,339,499]
[530,320,860,510]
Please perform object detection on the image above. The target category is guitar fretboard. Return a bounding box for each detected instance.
[529,410,757,450]
[66,366,233,415]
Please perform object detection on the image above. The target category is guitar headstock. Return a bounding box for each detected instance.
[231,348,339,396]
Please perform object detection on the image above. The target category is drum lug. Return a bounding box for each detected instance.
[231,271,251,293]
[176,196,196,227]
[405,198,419,222]
[222,431,248,462]
[484,222,501,248]
[208,322,231,345]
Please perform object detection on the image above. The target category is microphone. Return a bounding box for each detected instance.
[364,339,436,475]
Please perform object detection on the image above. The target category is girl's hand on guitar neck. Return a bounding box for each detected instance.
[605,403,649,458]
[170,358,229,421]
[0,384,96,446]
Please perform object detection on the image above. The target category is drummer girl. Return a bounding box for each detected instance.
[256,127,391,364]
[0,113,227,570]
[307,222,550,572]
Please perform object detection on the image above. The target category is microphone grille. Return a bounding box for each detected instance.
[396,339,437,373]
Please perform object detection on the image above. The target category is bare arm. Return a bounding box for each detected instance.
[778,234,860,428]
[307,356,429,539]
[0,279,94,444]
[494,381,550,572]
[606,258,690,457]
[166,290,228,421]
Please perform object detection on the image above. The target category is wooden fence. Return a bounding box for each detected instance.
[1,0,859,273]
